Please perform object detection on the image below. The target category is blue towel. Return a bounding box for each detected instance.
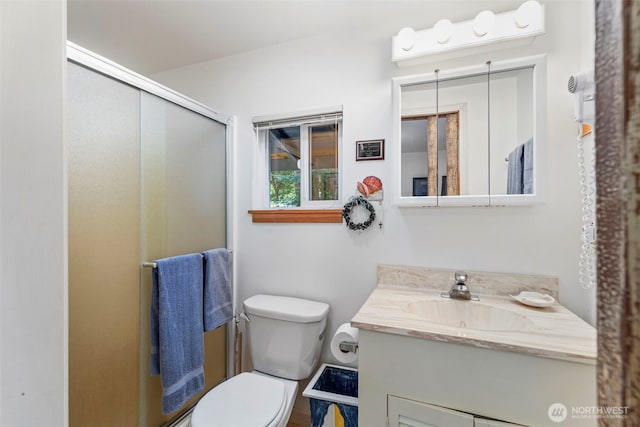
[522,138,534,194]
[202,248,232,332]
[506,143,524,194]
[150,253,205,415]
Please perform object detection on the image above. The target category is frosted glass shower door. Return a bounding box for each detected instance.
[68,62,141,427]
[69,60,228,426]
[139,92,228,426]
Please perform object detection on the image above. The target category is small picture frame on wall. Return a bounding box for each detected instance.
[356,139,385,161]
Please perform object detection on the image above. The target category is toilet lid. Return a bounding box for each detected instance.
[190,372,286,427]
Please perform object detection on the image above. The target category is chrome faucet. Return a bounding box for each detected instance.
[441,271,479,301]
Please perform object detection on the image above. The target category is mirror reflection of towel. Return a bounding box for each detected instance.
[507,138,533,195]
[523,138,534,194]
[507,144,524,194]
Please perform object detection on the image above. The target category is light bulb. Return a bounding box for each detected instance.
[397,27,416,51]
[515,0,542,28]
[473,10,495,37]
[433,19,454,44]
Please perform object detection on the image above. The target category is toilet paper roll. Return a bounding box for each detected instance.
[330,323,359,364]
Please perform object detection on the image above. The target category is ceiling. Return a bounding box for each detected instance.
[67,0,519,76]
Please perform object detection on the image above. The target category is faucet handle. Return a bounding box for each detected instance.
[455,271,467,283]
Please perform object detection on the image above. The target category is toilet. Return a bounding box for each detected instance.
[190,294,330,427]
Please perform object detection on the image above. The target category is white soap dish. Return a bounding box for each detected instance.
[511,291,555,308]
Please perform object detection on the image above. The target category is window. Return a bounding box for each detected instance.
[255,109,342,208]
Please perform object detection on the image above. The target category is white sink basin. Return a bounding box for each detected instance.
[405,299,535,331]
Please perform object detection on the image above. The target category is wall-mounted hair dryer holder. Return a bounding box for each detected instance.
[568,70,595,132]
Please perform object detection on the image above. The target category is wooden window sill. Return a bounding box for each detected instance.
[248,209,343,223]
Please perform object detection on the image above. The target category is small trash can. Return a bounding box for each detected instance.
[302,363,358,427]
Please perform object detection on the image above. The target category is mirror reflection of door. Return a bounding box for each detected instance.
[400,72,490,198]
[401,113,459,197]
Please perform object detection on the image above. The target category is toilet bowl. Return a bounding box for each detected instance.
[190,371,297,427]
[190,294,329,427]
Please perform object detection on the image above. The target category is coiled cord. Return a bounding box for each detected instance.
[577,133,597,289]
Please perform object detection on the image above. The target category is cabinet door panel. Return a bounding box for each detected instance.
[389,396,474,427]
[475,418,524,426]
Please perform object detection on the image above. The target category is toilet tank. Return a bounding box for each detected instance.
[244,295,329,380]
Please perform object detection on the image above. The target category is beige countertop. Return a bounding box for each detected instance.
[351,265,597,365]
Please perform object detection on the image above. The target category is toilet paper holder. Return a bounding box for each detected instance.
[339,341,359,354]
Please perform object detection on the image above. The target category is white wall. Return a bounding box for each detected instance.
[154,0,596,370]
[401,152,428,196]
[0,1,67,426]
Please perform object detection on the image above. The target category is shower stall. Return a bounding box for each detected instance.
[67,43,232,426]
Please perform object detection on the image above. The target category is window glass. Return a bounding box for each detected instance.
[309,124,339,201]
[269,126,301,207]
[257,110,342,208]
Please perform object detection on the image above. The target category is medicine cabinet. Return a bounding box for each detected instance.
[392,55,546,207]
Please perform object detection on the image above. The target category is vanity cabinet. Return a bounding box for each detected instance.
[353,266,597,427]
[357,329,596,427]
[388,396,522,427]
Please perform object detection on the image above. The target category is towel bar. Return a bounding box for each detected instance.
[143,250,232,269]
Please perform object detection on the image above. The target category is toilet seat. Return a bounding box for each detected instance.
[190,372,286,427]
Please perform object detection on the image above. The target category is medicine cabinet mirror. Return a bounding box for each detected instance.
[392,56,546,207]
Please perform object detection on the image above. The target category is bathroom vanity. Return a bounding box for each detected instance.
[352,265,596,427]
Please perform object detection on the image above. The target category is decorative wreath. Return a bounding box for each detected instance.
[342,196,376,231]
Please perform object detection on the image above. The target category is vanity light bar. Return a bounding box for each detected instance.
[392,1,545,67]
